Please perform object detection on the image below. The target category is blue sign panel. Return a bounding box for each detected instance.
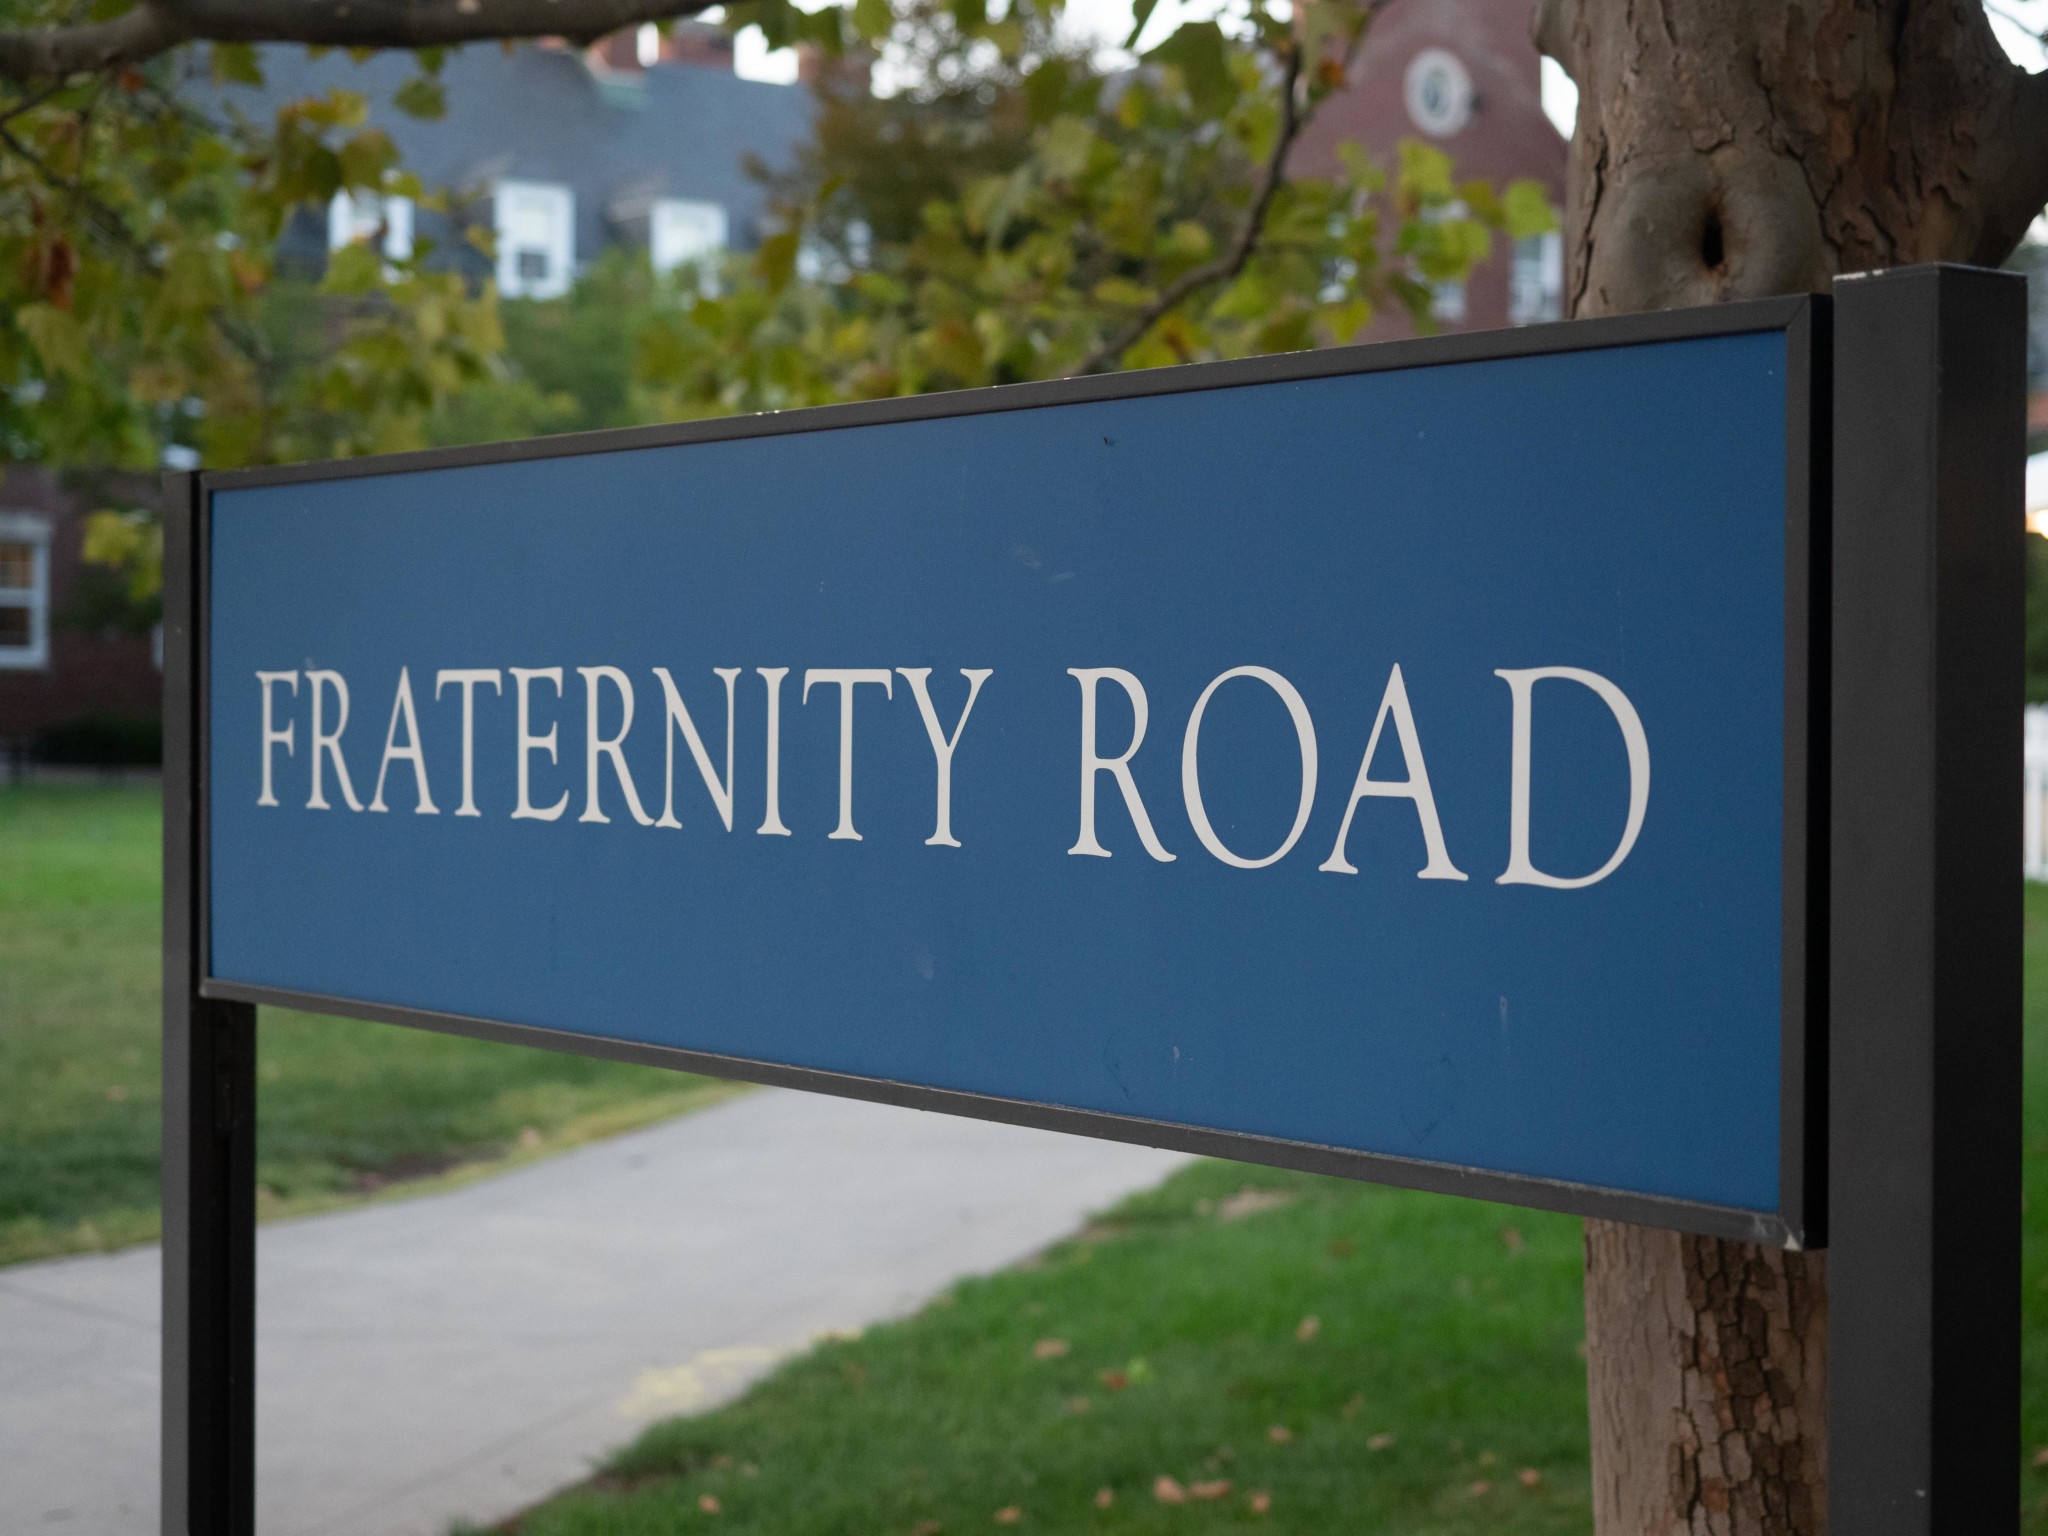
[205,315,1811,1235]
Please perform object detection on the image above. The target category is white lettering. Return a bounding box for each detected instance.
[256,670,298,808]
[1495,666,1651,888]
[577,666,656,826]
[1066,667,1175,862]
[368,667,438,814]
[1182,666,1318,869]
[1320,664,1466,880]
[434,669,502,817]
[803,668,894,841]
[304,669,363,812]
[897,667,992,848]
[652,667,741,831]
[757,667,792,836]
[510,666,569,822]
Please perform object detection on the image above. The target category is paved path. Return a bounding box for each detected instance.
[1,1088,1191,1535]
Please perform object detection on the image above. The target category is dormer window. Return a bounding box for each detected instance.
[651,198,729,276]
[495,180,575,299]
[327,190,414,262]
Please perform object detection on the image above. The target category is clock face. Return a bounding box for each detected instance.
[1404,47,1475,137]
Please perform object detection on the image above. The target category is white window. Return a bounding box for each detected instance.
[1510,231,1565,325]
[650,198,730,276]
[328,190,414,261]
[0,512,51,670]
[1404,48,1475,138]
[494,180,575,299]
[1428,279,1467,323]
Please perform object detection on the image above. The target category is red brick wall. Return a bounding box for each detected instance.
[0,467,162,752]
[1292,0,1567,336]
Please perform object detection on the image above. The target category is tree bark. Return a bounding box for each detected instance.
[1534,0,2048,317]
[1583,1222,1827,1536]
[1530,3,2047,1532]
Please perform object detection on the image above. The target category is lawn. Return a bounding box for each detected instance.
[0,783,729,1267]
[490,889,2048,1536]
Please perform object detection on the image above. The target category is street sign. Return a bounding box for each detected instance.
[162,268,2023,1536]
[198,299,1820,1242]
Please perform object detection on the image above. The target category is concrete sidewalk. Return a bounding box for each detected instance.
[0,1088,1191,1535]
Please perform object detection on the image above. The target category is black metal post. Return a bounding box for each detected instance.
[162,472,258,1535]
[1829,264,2025,1532]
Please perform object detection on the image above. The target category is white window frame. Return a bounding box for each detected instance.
[494,180,576,299]
[0,511,52,671]
[1509,230,1564,326]
[650,197,730,278]
[327,189,415,262]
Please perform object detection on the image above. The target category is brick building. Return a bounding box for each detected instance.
[1292,0,1568,334]
[0,471,163,764]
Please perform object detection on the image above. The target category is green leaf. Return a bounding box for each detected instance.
[17,303,88,380]
[1397,138,1456,204]
[320,241,383,296]
[393,75,447,120]
[1502,179,1559,240]
[1039,115,1096,181]
[755,229,801,291]
[851,0,892,42]
[1149,21,1234,118]
[210,42,263,86]
[337,128,398,189]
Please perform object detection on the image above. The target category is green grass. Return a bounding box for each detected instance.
[499,883,2048,1535]
[499,1162,1590,1536]
[0,783,729,1266]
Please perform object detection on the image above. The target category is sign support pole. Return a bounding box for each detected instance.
[1829,264,2025,1532]
[162,470,258,1536]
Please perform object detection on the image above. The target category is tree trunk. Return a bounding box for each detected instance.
[1534,0,2048,316]
[1583,1222,1827,1536]
[1529,2,2048,1531]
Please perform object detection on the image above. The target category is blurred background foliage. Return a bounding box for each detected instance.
[0,0,1552,604]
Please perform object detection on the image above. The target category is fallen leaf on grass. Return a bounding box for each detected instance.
[1099,1370,1128,1391]
[994,1507,1022,1524]
[1326,1237,1354,1258]
[1468,1480,1492,1497]
[1094,1488,1114,1509]
[2035,1446,2048,1469]
[1478,1451,1496,1467]
[699,1494,722,1514]
[1295,1315,1320,1342]
[910,1522,941,1536]
[1154,1476,1188,1505]
[1366,1433,1395,1451]
[105,1085,127,1102]
[1248,1491,1272,1515]
[1216,1187,1295,1221]
[1267,1425,1292,1444]
[1340,1395,1364,1419]
[1068,1395,1091,1414]
[1190,1480,1232,1500]
[1518,1468,1543,1489]
[1500,1226,1525,1252]
[518,1125,542,1149]
[1034,1338,1069,1359]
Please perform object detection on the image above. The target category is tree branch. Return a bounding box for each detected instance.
[1069,0,1389,379]
[1070,43,1302,377]
[0,0,725,82]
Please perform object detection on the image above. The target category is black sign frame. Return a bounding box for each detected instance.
[157,266,2021,1536]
